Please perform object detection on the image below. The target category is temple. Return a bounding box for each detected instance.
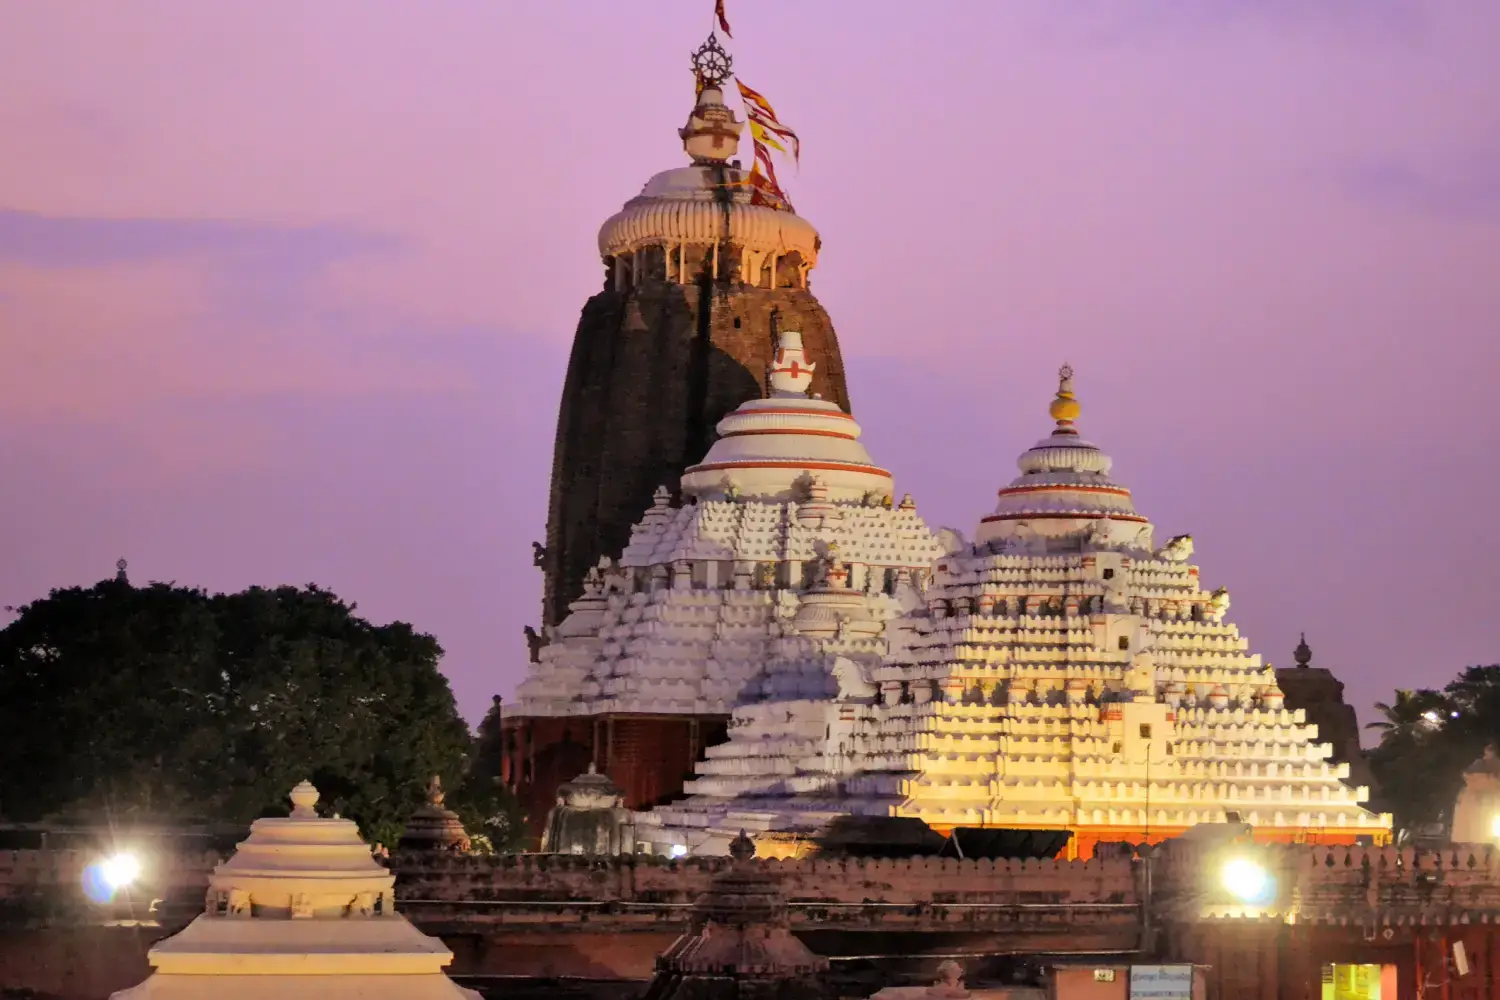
[510,329,939,828]
[540,35,850,629]
[516,32,858,830]
[637,369,1392,857]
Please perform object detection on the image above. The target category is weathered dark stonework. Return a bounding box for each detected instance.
[542,263,849,627]
[1274,634,1375,794]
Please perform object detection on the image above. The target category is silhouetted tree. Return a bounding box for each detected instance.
[1368,669,1500,840]
[0,575,472,847]
[447,695,526,853]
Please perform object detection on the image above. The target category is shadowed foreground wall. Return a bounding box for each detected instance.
[13,844,1500,999]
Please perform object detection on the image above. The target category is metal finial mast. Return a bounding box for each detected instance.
[1058,363,1074,384]
[115,558,128,582]
[690,34,732,92]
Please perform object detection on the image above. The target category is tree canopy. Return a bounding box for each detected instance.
[1367,666,1500,839]
[0,575,474,847]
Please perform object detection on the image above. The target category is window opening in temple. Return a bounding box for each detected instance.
[1140,724,1153,739]
[1102,568,1114,579]
[733,316,741,328]
[1118,636,1130,650]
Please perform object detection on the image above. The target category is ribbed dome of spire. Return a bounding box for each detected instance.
[597,83,820,270]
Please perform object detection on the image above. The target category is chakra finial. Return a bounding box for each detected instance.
[1293,632,1312,668]
[115,558,129,582]
[1049,363,1081,428]
[690,34,733,92]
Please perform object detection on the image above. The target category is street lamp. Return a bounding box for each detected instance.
[82,851,142,904]
[1220,856,1273,904]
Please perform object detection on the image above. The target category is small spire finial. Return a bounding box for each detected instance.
[728,829,756,861]
[767,329,815,397]
[426,774,445,807]
[1293,632,1312,668]
[288,780,320,818]
[1049,364,1081,429]
[115,558,128,582]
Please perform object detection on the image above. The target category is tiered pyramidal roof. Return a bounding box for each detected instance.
[514,331,942,720]
[639,369,1391,856]
[113,781,477,999]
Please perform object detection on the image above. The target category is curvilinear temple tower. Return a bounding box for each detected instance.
[513,35,852,825]
[541,36,848,629]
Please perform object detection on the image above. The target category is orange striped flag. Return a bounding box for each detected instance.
[715,0,732,37]
[735,80,800,164]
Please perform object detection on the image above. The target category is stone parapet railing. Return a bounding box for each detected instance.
[1154,842,1500,926]
[8,841,1500,932]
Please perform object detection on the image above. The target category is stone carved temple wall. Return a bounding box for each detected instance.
[515,328,935,835]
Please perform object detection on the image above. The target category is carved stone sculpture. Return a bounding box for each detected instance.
[1156,533,1194,562]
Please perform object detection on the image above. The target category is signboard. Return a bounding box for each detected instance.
[1130,965,1194,1000]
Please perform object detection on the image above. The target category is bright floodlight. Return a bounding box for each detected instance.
[1220,856,1270,903]
[669,844,689,858]
[100,852,141,891]
[1490,814,1500,839]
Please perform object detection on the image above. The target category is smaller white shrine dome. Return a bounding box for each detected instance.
[112,781,479,1000]
[681,330,892,502]
[974,365,1148,547]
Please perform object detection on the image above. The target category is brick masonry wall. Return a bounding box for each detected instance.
[504,715,729,842]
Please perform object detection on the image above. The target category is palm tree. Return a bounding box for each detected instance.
[1366,689,1448,739]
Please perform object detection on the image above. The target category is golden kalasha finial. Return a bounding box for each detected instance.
[1049,363,1081,427]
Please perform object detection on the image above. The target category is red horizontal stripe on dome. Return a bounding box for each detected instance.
[979,512,1150,524]
[719,428,858,441]
[997,484,1133,498]
[686,459,892,477]
[738,406,855,420]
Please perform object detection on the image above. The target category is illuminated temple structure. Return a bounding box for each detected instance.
[510,23,1389,856]
[510,35,855,823]
[512,329,940,823]
[635,370,1391,856]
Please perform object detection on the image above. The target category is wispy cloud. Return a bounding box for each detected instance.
[1339,146,1500,219]
[0,209,399,270]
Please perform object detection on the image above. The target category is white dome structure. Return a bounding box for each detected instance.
[111,782,478,1000]
[682,330,892,503]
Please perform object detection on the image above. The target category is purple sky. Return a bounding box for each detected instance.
[1,2,1496,733]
